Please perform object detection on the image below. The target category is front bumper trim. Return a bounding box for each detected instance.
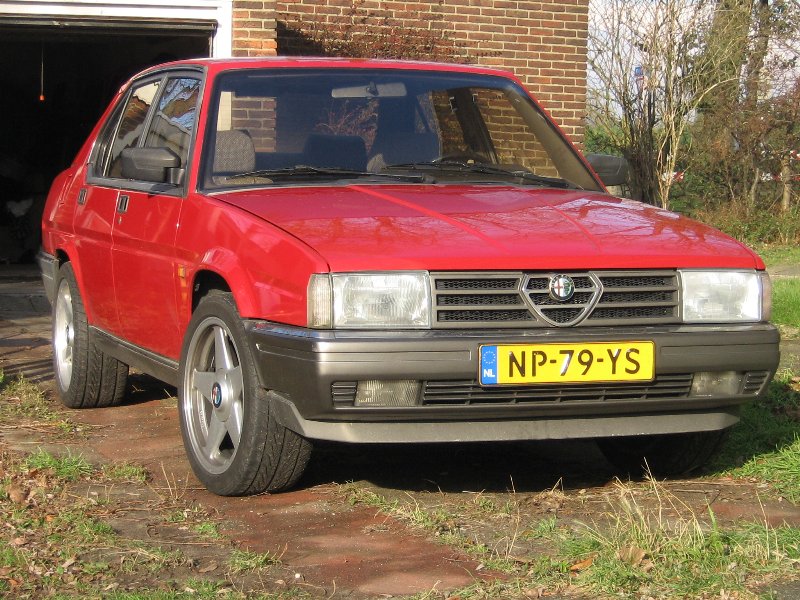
[269,392,740,443]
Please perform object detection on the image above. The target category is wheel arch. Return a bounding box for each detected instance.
[183,239,318,328]
[55,249,70,265]
[192,269,234,312]
[52,247,97,323]
[184,248,258,326]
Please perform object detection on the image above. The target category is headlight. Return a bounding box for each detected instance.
[308,272,431,329]
[679,270,769,323]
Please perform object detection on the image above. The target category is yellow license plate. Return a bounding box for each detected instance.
[479,342,655,385]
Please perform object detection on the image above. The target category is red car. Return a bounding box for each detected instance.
[39,58,779,496]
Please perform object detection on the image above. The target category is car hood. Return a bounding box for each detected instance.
[211,184,762,272]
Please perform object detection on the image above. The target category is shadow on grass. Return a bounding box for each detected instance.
[304,375,800,496]
[304,436,618,494]
[120,372,177,407]
[708,373,800,500]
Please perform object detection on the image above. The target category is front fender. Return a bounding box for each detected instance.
[177,196,330,332]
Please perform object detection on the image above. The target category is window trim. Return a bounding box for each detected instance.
[86,66,206,197]
[197,67,603,193]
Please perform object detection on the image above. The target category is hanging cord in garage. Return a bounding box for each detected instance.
[39,44,45,102]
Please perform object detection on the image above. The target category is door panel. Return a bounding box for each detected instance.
[72,183,122,335]
[110,76,202,360]
[112,190,183,358]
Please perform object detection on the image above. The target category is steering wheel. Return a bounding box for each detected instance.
[432,152,486,164]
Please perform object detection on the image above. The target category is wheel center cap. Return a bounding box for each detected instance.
[211,382,223,408]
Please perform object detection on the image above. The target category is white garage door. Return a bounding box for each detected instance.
[0,0,232,56]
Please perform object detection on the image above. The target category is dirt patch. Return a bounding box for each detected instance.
[0,438,314,597]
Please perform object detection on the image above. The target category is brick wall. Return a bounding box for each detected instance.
[273,0,588,145]
[232,0,279,56]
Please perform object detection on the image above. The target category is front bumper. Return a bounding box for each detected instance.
[245,322,780,443]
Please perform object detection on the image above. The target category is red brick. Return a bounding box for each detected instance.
[273,0,588,136]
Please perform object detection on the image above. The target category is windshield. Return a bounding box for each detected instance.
[201,68,601,191]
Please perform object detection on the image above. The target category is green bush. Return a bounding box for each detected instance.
[691,201,800,246]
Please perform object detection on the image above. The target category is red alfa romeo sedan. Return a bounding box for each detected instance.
[39,58,779,496]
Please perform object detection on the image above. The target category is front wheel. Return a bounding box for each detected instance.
[178,291,311,496]
[596,430,729,477]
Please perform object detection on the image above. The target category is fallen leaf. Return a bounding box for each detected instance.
[617,545,647,566]
[570,556,594,572]
[61,557,76,570]
[9,537,26,547]
[198,561,218,573]
[7,484,27,505]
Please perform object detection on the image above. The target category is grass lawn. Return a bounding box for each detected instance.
[773,278,800,327]
[756,244,800,269]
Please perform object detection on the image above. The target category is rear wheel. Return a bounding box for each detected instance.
[53,263,128,408]
[178,291,311,496]
[597,430,729,477]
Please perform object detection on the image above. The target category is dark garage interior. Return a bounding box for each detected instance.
[0,21,212,263]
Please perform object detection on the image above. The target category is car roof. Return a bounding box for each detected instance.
[136,56,518,81]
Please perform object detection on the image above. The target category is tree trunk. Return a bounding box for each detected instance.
[748,167,760,207]
[782,160,793,212]
[745,0,772,108]
[701,0,751,115]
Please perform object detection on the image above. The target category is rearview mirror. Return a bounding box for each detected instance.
[121,147,182,184]
[585,153,629,187]
[331,82,407,99]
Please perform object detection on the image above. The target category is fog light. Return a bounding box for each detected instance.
[354,380,420,407]
[691,371,741,397]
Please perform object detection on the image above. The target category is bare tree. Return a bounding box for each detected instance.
[687,0,800,212]
[588,0,738,209]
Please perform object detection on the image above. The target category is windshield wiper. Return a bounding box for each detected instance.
[386,160,578,189]
[222,165,434,183]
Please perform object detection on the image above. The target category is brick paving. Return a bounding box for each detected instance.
[0,266,491,598]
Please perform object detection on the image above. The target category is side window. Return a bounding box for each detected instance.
[90,100,126,178]
[105,80,161,178]
[145,77,201,168]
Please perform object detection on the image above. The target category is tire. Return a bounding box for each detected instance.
[596,429,729,477]
[178,290,311,496]
[53,263,129,408]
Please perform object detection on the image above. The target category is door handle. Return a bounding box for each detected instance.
[116,194,129,214]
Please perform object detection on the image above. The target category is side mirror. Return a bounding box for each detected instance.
[121,147,182,184]
[585,153,629,187]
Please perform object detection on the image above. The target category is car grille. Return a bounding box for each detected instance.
[330,374,694,407]
[431,271,680,328]
[420,374,694,405]
[331,371,770,407]
[742,371,770,395]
